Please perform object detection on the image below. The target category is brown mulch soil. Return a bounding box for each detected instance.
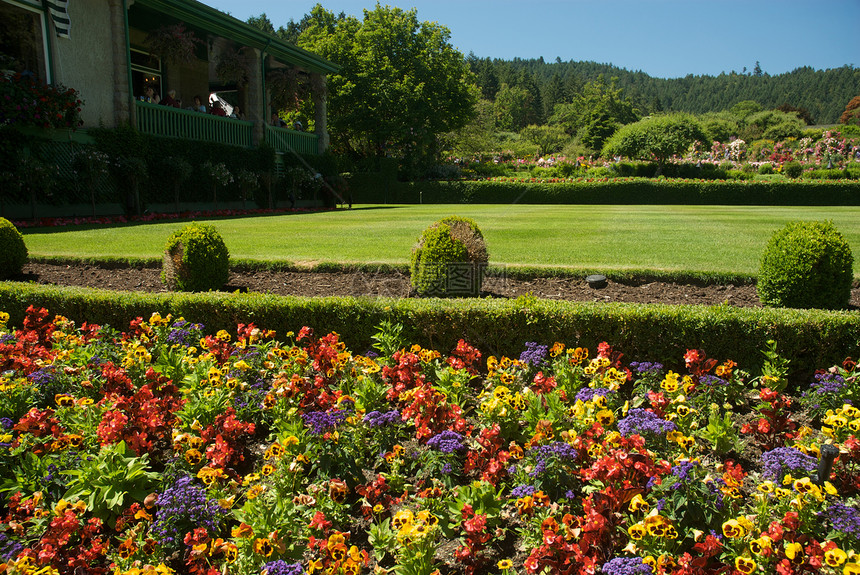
[13,261,860,309]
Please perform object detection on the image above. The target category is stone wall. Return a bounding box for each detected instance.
[52,0,115,127]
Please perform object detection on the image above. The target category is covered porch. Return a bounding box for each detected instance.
[124,0,337,156]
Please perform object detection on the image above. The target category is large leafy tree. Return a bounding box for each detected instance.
[548,76,639,151]
[840,95,860,125]
[297,4,477,169]
[602,113,706,173]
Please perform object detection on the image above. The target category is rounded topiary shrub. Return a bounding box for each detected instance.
[782,161,803,179]
[0,218,28,279]
[161,222,230,292]
[410,216,488,297]
[757,220,854,309]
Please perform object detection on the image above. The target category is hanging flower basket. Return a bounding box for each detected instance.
[145,23,202,65]
[267,67,310,112]
[215,49,250,87]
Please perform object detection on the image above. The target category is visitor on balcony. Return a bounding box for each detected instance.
[230,105,245,120]
[160,89,180,108]
[140,85,160,104]
[210,101,226,117]
[293,120,302,131]
[271,113,286,127]
[190,95,206,113]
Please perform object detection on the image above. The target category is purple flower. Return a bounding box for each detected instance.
[529,441,578,477]
[760,447,817,481]
[302,409,347,435]
[510,484,536,498]
[27,367,57,387]
[575,387,615,403]
[166,319,204,346]
[698,374,729,387]
[262,560,305,575]
[426,430,465,453]
[0,533,23,562]
[519,342,549,367]
[363,410,401,428]
[617,408,676,437]
[672,459,697,482]
[601,557,652,574]
[630,361,664,375]
[820,501,860,537]
[152,476,227,549]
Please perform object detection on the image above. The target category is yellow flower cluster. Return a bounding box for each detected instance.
[567,394,614,431]
[822,404,860,440]
[112,566,174,575]
[409,344,441,364]
[391,508,439,542]
[480,385,526,418]
[628,512,677,540]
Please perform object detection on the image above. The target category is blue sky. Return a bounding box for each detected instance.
[205,0,859,79]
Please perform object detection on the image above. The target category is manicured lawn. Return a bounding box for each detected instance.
[21,204,860,277]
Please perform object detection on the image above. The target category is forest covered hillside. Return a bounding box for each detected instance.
[469,56,860,125]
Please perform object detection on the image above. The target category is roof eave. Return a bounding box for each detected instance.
[133,0,339,74]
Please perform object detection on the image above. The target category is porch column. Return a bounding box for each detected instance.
[311,72,329,154]
[242,46,265,145]
[109,0,131,126]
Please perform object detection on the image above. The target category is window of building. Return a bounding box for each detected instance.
[130,48,162,100]
[0,0,49,83]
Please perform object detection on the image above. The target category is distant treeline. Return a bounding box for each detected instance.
[467,56,860,125]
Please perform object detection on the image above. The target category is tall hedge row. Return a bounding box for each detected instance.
[1,282,857,388]
[350,178,860,205]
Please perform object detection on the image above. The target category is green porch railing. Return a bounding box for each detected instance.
[265,124,319,156]
[135,101,253,147]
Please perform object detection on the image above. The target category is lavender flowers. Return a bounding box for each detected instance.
[617,408,676,437]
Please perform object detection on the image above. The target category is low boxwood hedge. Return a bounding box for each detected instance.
[0,281,857,388]
[350,178,860,205]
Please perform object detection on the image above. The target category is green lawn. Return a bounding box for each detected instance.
[21,204,860,277]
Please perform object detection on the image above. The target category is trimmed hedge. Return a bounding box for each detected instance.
[0,281,857,388]
[349,178,860,205]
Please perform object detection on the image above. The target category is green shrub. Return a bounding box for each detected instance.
[161,223,230,292]
[409,216,488,297]
[757,220,854,309]
[758,163,774,175]
[801,168,849,180]
[0,217,28,279]
[1,281,858,387]
[783,161,803,178]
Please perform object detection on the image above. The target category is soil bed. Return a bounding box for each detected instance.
[13,261,860,309]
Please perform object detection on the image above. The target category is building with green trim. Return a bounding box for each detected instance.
[1,0,337,155]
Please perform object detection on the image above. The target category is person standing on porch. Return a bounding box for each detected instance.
[160,89,180,108]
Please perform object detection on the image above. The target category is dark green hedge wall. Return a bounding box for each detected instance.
[1,282,857,388]
[348,178,860,206]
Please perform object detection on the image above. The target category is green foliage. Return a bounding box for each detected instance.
[161,222,230,292]
[743,110,804,141]
[62,440,161,528]
[548,76,639,151]
[379,179,860,206]
[495,83,538,132]
[298,4,477,168]
[0,217,28,279]
[602,113,707,168]
[0,280,859,387]
[409,216,488,297]
[519,124,570,156]
[783,161,803,178]
[87,127,282,207]
[757,220,854,309]
[0,73,83,129]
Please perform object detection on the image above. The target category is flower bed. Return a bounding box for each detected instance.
[1,307,859,575]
